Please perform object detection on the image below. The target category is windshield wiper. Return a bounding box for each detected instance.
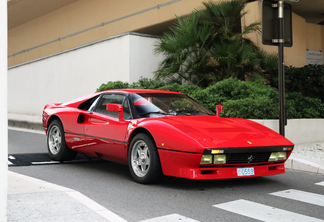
[197,111,214,115]
[140,111,168,116]
[176,110,213,116]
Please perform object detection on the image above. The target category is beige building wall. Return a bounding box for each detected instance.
[8,0,324,68]
[306,23,323,51]
[8,0,216,67]
[285,13,307,67]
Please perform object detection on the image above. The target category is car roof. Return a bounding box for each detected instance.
[59,89,184,108]
[103,89,184,94]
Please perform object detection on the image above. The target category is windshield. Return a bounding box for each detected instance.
[130,93,214,118]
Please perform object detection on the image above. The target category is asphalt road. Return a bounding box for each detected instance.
[8,129,324,222]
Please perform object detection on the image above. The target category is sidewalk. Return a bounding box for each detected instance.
[7,113,324,222]
[8,171,127,222]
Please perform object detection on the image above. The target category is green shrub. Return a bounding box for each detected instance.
[193,78,278,112]
[130,77,166,89]
[286,65,324,102]
[266,65,324,102]
[158,84,202,98]
[96,81,129,92]
[222,97,278,119]
[286,92,324,118]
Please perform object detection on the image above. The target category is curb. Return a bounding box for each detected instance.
[8,114,43,131]
[285,157,324,174]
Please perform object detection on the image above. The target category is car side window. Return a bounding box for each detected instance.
[93,94,131,119]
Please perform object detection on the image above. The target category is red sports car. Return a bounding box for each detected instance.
[43,89,294,184]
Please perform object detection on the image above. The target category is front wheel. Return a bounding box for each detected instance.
[47,119,77,161]
[128,133,162,184]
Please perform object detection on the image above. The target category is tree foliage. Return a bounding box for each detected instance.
[154,0,276,87]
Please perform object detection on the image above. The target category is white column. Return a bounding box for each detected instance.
[0,0,8,220]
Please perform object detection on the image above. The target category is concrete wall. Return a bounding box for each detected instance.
[8,33,162,116]
[253,119,324,145]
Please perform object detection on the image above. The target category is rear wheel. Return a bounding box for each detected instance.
[128,133,162,184]
[47,119,77,161]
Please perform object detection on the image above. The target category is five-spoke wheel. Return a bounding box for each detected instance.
[47,119,77,161]
[128,133,162,184]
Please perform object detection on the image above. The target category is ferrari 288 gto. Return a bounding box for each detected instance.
[42,89,294,184]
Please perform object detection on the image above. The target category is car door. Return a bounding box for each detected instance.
[82,93,131,163]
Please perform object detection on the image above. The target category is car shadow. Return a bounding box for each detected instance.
[9,152,288,190]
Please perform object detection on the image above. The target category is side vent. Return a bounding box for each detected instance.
[77,113,85,124]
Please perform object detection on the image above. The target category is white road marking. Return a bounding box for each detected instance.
[315,181,324,186]
[31,161,61,165]
[270,189,324,207]
[66,190,127,222]
[214,199,324,222]
[8,155,16,160]
[8,155,15,165]
[138,214,199,222]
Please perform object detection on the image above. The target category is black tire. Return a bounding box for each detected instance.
[128,133,162,184]
[47,119,77,161]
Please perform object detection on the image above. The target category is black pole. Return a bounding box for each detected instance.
[278,1,285,136]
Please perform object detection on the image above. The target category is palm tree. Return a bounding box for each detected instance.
[154,0,275,87]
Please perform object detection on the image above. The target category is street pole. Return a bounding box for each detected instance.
[263,0,298,136]
[277,1,286,136]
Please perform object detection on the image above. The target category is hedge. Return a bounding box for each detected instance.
[266,64,324,103]
[97,77,324,119]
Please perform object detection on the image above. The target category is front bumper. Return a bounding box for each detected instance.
[158,149,287,180]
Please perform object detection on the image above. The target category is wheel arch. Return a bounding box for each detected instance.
[47,115,63,130]
[128,127,156,152]
[128,127,155,144]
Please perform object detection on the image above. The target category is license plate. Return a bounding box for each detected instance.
[237,167,255,176]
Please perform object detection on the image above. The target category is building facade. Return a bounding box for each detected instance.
[7,0,324,116]
[8,0,324,68]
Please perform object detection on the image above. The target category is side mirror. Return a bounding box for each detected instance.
[216,104,223,117]
[106,104,125,121]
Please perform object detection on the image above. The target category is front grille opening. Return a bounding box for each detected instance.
[227,152,271,164]
[199,161,285,168]
[201,170,217,175]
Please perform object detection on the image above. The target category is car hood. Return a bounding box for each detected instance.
[157,115,292,148]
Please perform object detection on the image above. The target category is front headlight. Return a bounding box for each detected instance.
[214,154,226,164]
[268,152,287,161]
[277,152,287,160]
[268,152,278,161]
[200,154,212,164]
[200,154,227,164]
